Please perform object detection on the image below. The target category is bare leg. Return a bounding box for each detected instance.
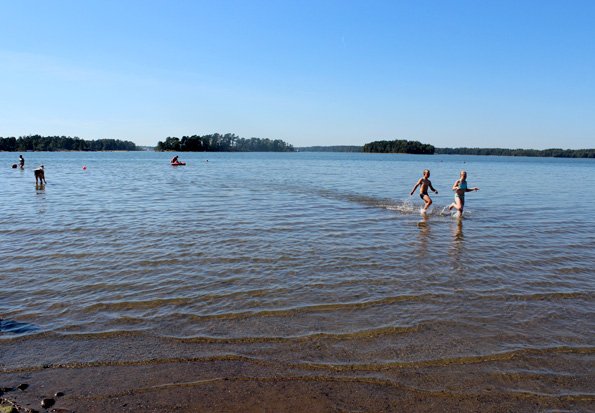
[422,194,432,212]
[455,197,464,215]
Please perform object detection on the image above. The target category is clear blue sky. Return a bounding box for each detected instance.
[1,0,594,148]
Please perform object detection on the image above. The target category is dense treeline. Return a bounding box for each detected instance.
[363,139,435,154]
[0,135,138,151]
[156,133,294,152]
[298,146,363,152]
[435,147,595,158]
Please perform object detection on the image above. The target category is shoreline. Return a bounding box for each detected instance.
[1,333,593,412]
[4,360,584,413]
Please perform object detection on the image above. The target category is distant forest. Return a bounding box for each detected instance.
[304,141,595,159]
[298,146,362,152]
[156,133,294,152]
[363,139,435,154]
[435,147,595,158]
[0,135,138,151]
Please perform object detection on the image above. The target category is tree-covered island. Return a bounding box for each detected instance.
[363,139,435,154]
[0,135,138,151]
[156,133,294,152]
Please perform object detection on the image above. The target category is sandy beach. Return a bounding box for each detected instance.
[1,332,593,412]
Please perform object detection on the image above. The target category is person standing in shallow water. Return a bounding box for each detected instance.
[19,155,24,169]
[410,169,438,213]
[448,170,479,216]
[34,165,46,185]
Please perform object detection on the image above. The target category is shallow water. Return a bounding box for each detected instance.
[1,152,594,402]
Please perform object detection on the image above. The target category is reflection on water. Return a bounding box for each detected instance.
[416,213,430,262]
[35,183,47,214]
[449,217,465,273]
[453,216,463,241]
[0,152,594,402]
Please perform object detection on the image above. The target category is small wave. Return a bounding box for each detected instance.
[0,319,39,335]
[505,291,594,301]
[288,345,595,371]
[0,354,255,374]
[170,293,445,321]
[167,325,421,343]
[81,297,195,312]
[0,324,420,345]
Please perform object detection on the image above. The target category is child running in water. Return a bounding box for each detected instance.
[448,170,479,216]
[410,169,438,213]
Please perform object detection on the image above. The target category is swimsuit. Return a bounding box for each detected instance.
[454,180,467,200]
[420,192,428,200]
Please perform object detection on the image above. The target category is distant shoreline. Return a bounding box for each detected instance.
[0,150,141,153]
[2,149,595,159]
[3,143,594,159]
[0,136,138,152]
[298,146,595,158]
[434,147,595,158]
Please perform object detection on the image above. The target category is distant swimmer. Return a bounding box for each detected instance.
[34,165,46,185]
[19,155,25,169]
[448,170,479,216]
[410,169,438,213]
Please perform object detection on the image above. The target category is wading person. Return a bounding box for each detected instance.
[34,165,46,185]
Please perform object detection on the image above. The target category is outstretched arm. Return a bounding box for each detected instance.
[429,181,438,194]
[410,179,421,195]
[466,187,479,192]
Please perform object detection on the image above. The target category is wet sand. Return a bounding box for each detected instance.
[1,334,593,412]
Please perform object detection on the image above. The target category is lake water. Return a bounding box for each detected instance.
[1,151,594,406]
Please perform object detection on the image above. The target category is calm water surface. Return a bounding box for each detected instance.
[1,152,594,400]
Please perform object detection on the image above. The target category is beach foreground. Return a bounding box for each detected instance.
[1,333,593,412]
